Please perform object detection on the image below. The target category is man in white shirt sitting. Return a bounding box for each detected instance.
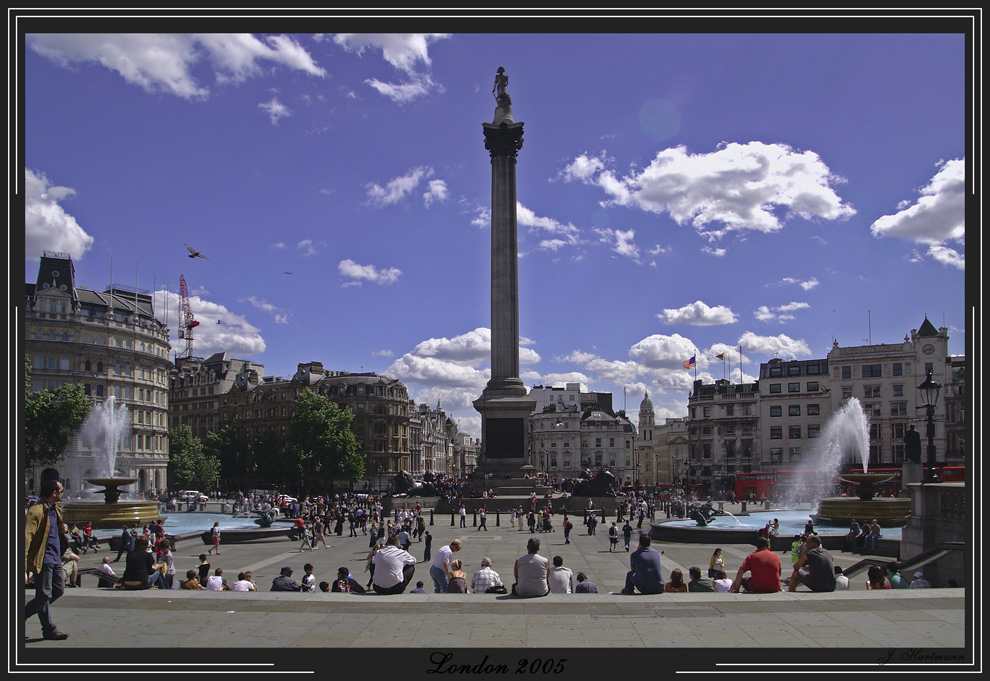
[230,571,257,591]
[548,555,573,593]
[206,568,229,591]
[372,535,417,594]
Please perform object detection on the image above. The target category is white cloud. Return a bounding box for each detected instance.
[658,301,738,326]
[297,239,318,257]
[754,301,810,323]
[155,289,266,357]
[564,142,855,236]
[332,33,449,75]
[24,169,95,262]
[332,33,450,103]
[386,353,489,390]
[738,331,811,358]
[27,33,325,100]
[258,97,291,125]
[338,259,402,285]
[926,244,965,270]
[366,166,434,206]
[595,227,640,262]
[870,158,965,268]
[628,334,700,370]
[243,295,291,326]
[423,179,449,207]
[518,204,580,240]
[781,276,820,291]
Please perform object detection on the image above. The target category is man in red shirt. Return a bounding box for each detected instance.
[728,537,781,593]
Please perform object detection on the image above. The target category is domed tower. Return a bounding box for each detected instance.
[636,392,656,486]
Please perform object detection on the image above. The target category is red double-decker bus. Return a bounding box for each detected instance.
[939,466,965,482]
[734,472,774,500]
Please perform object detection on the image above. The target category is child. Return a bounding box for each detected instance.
[423,531,433,563]
[301,563,316,592]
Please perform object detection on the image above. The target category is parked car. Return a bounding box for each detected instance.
[179,490,209,503]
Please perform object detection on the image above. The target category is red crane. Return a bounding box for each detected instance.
[177,274,199,358]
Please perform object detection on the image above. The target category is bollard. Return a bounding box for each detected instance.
[473,512,478,527]
[495,509,500,527]
[450,512,455,527]
[430,509,434,526]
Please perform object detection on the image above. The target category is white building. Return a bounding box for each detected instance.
[826,316,952,468]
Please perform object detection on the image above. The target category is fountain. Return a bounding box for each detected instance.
[808,398,910,527]
[62,396,166,530]
[651,397,909,545]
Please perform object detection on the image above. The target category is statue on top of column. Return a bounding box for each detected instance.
[493,66,510,106]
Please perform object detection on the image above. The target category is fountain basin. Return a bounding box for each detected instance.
[62,501,166,530]
[812,496,910,527]
[62,477,165,530]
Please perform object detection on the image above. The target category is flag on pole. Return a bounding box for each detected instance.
[683,355,696,370]
[715,353,725,360]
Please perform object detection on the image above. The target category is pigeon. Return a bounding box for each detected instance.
[185,244,208,259]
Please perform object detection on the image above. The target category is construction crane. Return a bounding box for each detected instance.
[177,274,199,358]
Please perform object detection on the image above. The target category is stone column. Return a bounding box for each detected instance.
[473,70,535,472]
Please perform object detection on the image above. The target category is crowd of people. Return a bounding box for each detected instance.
[25,469,955,645]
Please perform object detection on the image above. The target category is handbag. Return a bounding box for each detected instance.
[485,584,508,594]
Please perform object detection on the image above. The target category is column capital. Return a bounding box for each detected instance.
[483,121,524,159]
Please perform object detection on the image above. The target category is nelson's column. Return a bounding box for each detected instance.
[473,66,536,473]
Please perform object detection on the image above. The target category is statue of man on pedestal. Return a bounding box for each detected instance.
[493,66,510,105]
[904,424,922,464]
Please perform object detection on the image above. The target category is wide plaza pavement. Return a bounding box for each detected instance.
[18,503,970,673]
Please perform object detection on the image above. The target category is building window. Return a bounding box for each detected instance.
[770,426,782,440]
[893,363,903,376]
[770,406,782,417]
[842,366,852,379]
[862,364,882,378]
[890,402,908,416]
[864,385,881,398]
[807,381,819,392]
[788,382,800,393]
[789,426,802,439]
[769,384,781,394]
[808,425,820,439]
[788,405,801,417]
[807,404,820,416]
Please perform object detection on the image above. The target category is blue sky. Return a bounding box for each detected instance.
[20,23,970,440]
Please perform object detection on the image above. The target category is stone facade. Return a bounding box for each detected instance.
[169,353,262,440]
[24,252,171,495]
[216,362,411,486]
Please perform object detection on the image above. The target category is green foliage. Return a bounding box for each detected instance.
[168,425,221,490]
[24,360,92,468]
[204,426,247,490]
[286,389,364,484]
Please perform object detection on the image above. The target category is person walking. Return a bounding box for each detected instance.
[608,522,619,552]
[708,548,725,579]
[622,520,633,551]
[208,522,221,556]
[25,479,71,640]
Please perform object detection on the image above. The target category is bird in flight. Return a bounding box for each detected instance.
[282,271,293,274]
[185,244,208,259]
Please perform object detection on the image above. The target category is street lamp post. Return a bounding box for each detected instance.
[918,371,942,483]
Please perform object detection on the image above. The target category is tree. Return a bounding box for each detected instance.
[204,426,246,492]
[250,429,289,489]
[24,358,92,468]
[286,389,363,493]
[167,425,220,491]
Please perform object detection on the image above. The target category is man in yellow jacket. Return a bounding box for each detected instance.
[25,478,70,640]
